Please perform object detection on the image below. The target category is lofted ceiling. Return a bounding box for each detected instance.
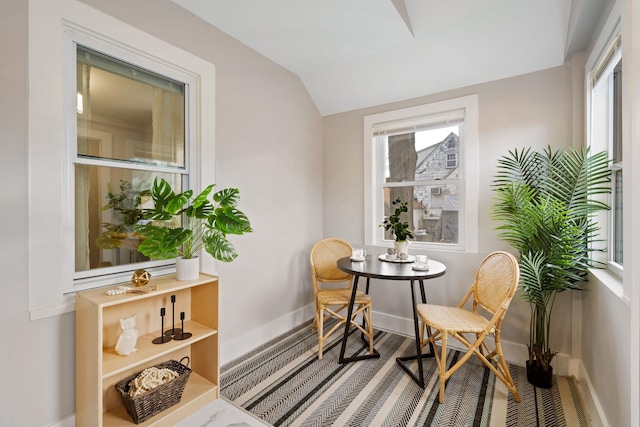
[171,0,607,116]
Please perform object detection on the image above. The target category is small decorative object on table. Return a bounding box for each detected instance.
[350,248,366,261]
[115,357,192,424]
[115,314,139,356]
[386,247,397,260]
[412,254,430,271]
[131,269,151,286]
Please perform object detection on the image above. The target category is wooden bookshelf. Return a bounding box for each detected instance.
[76,274,219,426]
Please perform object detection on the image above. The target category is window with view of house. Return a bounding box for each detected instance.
[364,95,479,252]
[589,32,623,273]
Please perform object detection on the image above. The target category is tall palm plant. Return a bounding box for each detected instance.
[491,146,610,372]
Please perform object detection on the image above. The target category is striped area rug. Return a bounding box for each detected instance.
[220,321,590,426]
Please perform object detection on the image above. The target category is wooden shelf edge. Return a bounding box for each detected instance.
[103,322,217,379]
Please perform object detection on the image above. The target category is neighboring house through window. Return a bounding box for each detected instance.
[364,95,479,252]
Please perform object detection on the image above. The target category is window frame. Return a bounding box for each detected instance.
[28,1,216,320]
[70,39,196,292]
[364,95,479,253]
[585,14,625,298]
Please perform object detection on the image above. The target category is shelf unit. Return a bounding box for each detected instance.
[76,273,219,426]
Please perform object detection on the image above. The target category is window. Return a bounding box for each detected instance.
[28,2,215,319]
[446,153,458,168]
[74,45,188,286]
[364,95,479,252]
[588,32,623,274]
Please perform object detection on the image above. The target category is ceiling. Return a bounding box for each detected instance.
[171,0,607,116]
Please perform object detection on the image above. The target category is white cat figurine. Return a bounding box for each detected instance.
[115,314,139,356]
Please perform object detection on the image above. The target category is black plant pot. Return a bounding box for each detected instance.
[526,361,553,389]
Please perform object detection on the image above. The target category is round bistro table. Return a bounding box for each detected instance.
[337,254,446,388]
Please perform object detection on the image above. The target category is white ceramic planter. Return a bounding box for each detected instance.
[176,256,200,280]
[394,240,409,257]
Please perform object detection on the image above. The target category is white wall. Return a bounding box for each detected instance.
[578,1,637,426]
[0,0,322,425]
[322,64,575,355]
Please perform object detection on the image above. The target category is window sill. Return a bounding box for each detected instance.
[589,267,628,305]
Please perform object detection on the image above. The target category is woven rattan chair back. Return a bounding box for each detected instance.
[310,238,353,292]
[472,251,519,315]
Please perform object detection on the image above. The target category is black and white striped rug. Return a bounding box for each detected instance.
[220,321,590,426]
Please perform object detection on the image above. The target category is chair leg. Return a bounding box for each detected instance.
[494,332,520,403]
[438,332,448,403]
[317,306,324,360]
[366,304,374,354]
[311,305,318,332]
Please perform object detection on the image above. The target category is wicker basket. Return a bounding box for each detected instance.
[115,357,191,424]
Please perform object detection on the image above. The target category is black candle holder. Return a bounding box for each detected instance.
[164,295,183,336]
[152,307,173,344]
[173,312,192,340]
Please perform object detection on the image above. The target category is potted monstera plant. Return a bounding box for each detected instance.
[135,177,252,280]
[491,145,610,388]
[381,197,414,258]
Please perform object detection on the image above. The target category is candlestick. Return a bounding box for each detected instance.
[164,294,182,336]
[152,307,172,344]
[173,311,192,340]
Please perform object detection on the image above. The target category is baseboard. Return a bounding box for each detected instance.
[44,414,75,427]
[220,303,316,365]
[575,359,608,426]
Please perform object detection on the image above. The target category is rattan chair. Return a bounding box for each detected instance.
[417,251,521,403]
[310,238,374,359]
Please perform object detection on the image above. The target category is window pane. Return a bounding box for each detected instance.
[385,125,460,183]
[74,165,182,272]
[614,169,623,265]
[613,59,622,163]
[383,184,459,244]
[77,45,185,167]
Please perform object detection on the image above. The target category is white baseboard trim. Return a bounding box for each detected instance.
[575,359,608,426]
[220,303,316,365]
[45,414,75,427]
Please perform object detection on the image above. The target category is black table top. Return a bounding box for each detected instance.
[337,254,446,281]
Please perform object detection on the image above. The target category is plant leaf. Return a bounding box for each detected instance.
[202,229,237,262]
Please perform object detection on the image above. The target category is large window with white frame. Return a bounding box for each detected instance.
[28,1,215,319]
[588,32,623,275]
[364,95,479,252]
[73,44,191,289]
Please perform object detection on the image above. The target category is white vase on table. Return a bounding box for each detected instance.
[394,240,409,258]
